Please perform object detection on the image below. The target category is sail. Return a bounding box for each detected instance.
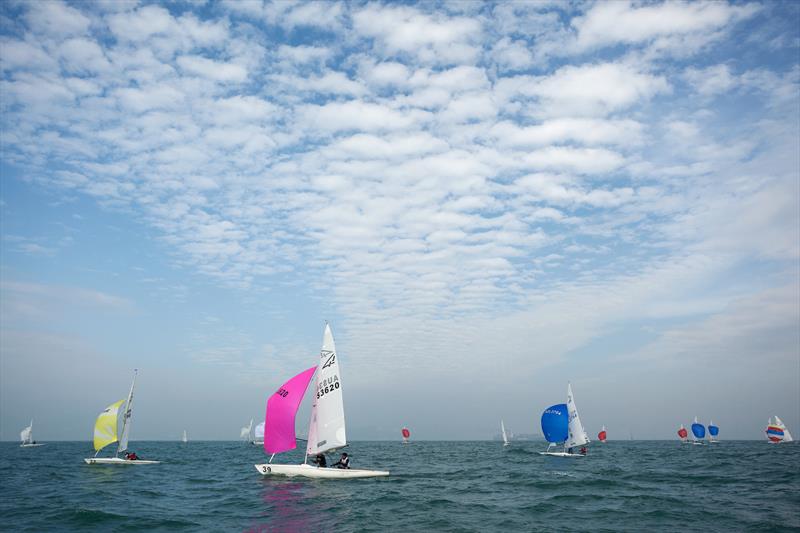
[93,400,125,452]
[501,420,508,445]
[708,421,719,439]
[20,420,33,444]
[254,422,265,442]
[566,383,589,448]
[678,425,688,440]
[541,404,569,443]
[264,366,316,454]
[598,426,607,442]
[182,430,188,443]
[306,324,347,455]
[117,371,137,454]
[402,427,410,441]
[775,416,793,442]
[691,417,706,440]
[240,419,253,440]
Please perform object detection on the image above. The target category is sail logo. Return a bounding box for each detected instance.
[321,351,336,369]
[544,408,563,416]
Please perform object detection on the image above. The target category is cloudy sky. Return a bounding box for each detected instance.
[1,0,798,442]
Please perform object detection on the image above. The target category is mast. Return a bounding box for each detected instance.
[117,369,137,456]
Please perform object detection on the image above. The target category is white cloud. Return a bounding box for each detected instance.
[24,0,91,38]
[572,1,760,52]
[177,55,248,82]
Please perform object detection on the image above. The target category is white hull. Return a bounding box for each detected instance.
[538,452,585,457]
[85,457,161,465]
[691,441,705,446]
[255,463,389,479]
[20,443,46,447]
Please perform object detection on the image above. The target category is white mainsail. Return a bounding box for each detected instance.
[254,422,265,444]
[20,420,33,444]
[117,370,137,455]
[306,323,346,456]
[501,420,509,446]
[240,419,253,441]
[775,416,794,442]
[182,430,188,443]
[566,383,589,448]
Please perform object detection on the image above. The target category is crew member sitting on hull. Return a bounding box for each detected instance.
[332,452,350,469]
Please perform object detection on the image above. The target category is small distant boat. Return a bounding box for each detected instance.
[182,429,188,443]
[501,420,509,447]
[255,323,389,479]
[20,419,45,447]
[598,426,607,443]
[690,417,706,445]
[539,383,590,457]
[677,424,688,443]
[85,370,160,465]
[253,421,265,445]
[402,427,410,444]
[708,421,719,443]
[240,418,253,443]
[766,416,794,443]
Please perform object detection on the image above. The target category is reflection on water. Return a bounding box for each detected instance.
[247,480,321,532]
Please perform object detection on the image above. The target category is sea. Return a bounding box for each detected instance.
[1,440,798,532]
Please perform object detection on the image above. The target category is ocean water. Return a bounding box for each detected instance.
[1,440,798,532]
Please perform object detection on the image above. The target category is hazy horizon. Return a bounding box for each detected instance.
[1,1,798,442]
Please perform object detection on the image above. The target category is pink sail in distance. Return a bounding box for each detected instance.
[264,366,317,454]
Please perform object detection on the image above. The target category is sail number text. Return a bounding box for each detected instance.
[316,376,340,399]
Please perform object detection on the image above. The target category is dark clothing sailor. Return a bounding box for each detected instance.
[579,447,588,455]
[313,454,327,468]
[125,452,138,460]
[332,452,350,469]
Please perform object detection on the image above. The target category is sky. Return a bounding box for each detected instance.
[0,0,798,442]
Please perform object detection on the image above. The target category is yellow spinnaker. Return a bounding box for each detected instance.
[93,399,125,452]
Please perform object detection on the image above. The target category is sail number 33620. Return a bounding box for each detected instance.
[317,381,340,399]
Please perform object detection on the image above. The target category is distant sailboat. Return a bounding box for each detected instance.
[708,421,719,443]
[501,420,509,447]
[182,429,188,443]
[255,323,389,478]
[84,370,160,465]
[19,420,45,447]
[402,427,410,444]
[253,421,265,445]
[690,417,706,445]
[598,426,607,443]
[240,419,253,443]
[539,383,590,457]
[677,424,688,443]
[766,416,794,443]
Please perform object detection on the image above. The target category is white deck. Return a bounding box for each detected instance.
[538,452,585,457]
[255,463,389,479]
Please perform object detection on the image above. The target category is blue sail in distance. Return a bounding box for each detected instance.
[691,422,706,439]
[708,424,719,437]
[541,404,569,443]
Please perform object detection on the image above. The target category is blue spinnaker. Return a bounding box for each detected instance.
[541,403,569,443]
[691,423,706,439]
[708,425,719,437]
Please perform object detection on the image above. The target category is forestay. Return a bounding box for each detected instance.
[306,324,347,456]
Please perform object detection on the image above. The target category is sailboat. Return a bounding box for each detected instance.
[84,370,160,465]
[182,429,188,443]
[255,323,389,478]
[598,425,607,443]
[402,427,410,444]
[240,419,253,442]
[677,424,688,443]
[690,417,706,445]
[708,421,719,443]
[253,421,265,445]
[20,420,45,447]
[766,416,794,443]
[500,420,509,446]
[539,383,590,457]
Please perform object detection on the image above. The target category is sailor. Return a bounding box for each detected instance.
[126,451,138,460]
[313,453,327,468]
[332,452,350,469]
[579,446,587,455]
[567,447,574,454]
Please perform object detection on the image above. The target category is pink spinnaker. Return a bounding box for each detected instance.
[264,366,317,454]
